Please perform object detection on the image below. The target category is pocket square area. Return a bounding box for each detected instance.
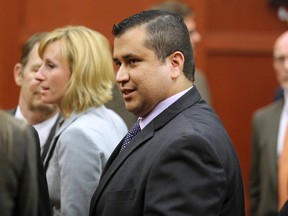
[106,190,136,202]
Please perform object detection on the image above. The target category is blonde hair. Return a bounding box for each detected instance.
[39,26,115,117]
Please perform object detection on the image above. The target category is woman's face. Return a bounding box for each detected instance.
[35,40,71,106]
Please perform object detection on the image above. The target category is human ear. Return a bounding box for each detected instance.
[169,51,184,79]
[14,63,23,86]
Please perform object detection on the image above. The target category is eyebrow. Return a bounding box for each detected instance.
[31,64,41,69]
[113,53,138,62]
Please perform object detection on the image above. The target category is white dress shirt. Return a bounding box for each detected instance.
[14,106,59,153]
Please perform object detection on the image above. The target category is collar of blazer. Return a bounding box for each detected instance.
[43,107,98,169]
[89,87,202,213]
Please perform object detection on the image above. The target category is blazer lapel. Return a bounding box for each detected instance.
[43,111,82,170]
[268,100,284,190]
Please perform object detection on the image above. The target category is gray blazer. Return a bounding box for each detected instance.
[90,87,245,216]
[44,106,127,216]
[250,99,284,216]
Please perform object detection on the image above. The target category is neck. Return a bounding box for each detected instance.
[18,105,59,125]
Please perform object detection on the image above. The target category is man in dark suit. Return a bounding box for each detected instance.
[249,31,288,216]
[89,10,245,216]
[10,32,60,161]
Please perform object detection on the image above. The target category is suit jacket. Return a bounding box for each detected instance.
[0,111,38,216]
[5,109,52,216]
[44,106,127,216]
[89,87,245,216]
[249,99,284,216]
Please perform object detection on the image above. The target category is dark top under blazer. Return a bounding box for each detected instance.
[89,87,245,216]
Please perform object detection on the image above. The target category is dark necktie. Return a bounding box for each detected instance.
[120,120,141,152]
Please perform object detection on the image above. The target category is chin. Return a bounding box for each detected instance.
[41,99,54,105]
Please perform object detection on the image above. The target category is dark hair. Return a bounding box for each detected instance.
[20,32,47,67]
[112,9,195,81]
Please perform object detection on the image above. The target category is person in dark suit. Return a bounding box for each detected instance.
[89,10,245,216]
[10,32,60,161]
[0,110,38,216]
[249,31,288,216]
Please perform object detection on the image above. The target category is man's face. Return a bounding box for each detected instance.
[113,26,175,117]
[274,34,288,90]
[184,15,201,51]
[14,43,57,111]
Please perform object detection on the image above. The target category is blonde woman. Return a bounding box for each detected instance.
[0,110,38,216]
[35,26,128,216]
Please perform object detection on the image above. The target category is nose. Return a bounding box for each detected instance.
[115,65,129,84]
[35,65,46,81]
[274,56,288,70]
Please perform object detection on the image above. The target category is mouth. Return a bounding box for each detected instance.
[121,88,135,100]
[40,86,50,95]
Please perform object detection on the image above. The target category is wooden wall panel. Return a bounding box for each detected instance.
[0,0,21,108]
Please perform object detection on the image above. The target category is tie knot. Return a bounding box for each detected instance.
[120,120,141,151]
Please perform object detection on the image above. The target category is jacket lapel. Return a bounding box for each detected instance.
[43,111,84,170]
[268,100,284,190]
